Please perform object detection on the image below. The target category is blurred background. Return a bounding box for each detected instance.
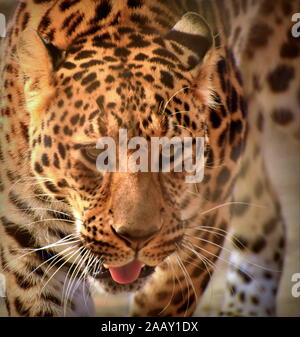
[0,0,299,317]
[0,0,16,18]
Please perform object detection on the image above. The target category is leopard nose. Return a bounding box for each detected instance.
[113,225,160,245]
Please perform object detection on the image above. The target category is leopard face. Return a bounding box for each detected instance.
[16,9,238,294]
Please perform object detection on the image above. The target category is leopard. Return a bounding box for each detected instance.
[0,0,299,317]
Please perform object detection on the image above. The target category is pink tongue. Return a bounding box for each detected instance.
[109,260,143,284]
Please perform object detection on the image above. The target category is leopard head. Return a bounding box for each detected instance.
[17,12,218,293]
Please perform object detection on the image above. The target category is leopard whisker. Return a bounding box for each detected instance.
[161,86,191,116]
[182,238,254,281]
[63,255,88,316]
[40,246,84,297]
[4,235,80,270]
[180,241,216,304]
[24,245,77,283]
[158,257,176,315]
[175,245,198,316]
[7,176,54,194]
[62,247,90,315]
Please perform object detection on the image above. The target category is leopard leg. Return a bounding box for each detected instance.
[220,150,285,316]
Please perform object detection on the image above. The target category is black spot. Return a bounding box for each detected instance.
[105,75,115,83]
[264,271,273,279]
[271,108,294,125]
[154,94,164,105]
[75,50,97,60]
[80,60,104,68]
[229,119,243,144]
[93,33,116,49]
[256,111,264,132]
[246,22,273,55]
[114,47,131,58]
[144,74,154,83]
[85,81,101,93]
[183,114,190,126]
[22,12,30,30]
[238,291,245,303]
[217,167,230,185]
[251,296,260,305]
[153,48,178,62]
[34,162,43,174]
[252,237,266,253]
[58,143,66,159]
[90,0,112,24]
[43,135,52,148]
[62,61,77,70]
[239,96,247,117]
[14,271,33,289]
[59,0,81,11]
[14,297,30,316]
[41,153,50,167]
[227,84,238,113]
[130,13,149,26]
[218,128,227,147]
[73,70,88,81]
[237,268,251,283]
[70,114,80,125]
[39,15,51,31]
[57,179,68,188]
[66,14,84,37]
[209,108,222,128]
[44,181,60,193]
[75,100,83,108]
[160,71,174,89]
[53,153,60,169]
[118,26,135,35]
[267,64,295,92]
[150,57,175,68]
[53,125,60,135]
[81,72,97,86]
[232,236,248,250]
[127,0,144,8]
[1,217,34,248]
[280,41,300,59]
[127,34,151,48]
[64,86,73,99]
[62,77,71,86]
[200,273,211,290]
[134,53,148,61]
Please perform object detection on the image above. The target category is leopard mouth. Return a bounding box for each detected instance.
[94,261,155,284]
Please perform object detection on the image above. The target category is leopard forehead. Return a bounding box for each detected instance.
[36,29,210,145]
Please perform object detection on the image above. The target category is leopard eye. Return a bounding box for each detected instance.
[81,148,104,164]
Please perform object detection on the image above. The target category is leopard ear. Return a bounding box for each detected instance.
[17,29,56,123]
[166,12,215,76]
[166,13,217,106]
